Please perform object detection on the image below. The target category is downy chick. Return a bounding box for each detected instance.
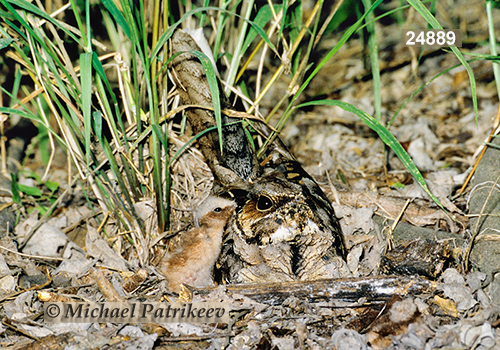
[159,196,235,293]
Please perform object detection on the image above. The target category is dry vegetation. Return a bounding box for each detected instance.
[0,0,499,348]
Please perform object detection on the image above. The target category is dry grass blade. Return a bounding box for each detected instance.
[458,103,500,195]
[464,172,500,270]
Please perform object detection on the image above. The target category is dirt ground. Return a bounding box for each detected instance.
[1,0,500,348]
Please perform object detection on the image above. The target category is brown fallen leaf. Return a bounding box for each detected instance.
[92,268,123,302]
[122,268,148,293]
[326,184,467,233]
[433,295,459,317]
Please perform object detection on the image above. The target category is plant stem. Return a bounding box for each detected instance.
[225,0,255,93]
[487,0,500,100]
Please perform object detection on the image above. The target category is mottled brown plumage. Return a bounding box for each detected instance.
[159,196,235,293]
[218,167,349,283]
[169,30,260,185]
[170,29,348,285]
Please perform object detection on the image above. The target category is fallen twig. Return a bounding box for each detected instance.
[194,276,436,305]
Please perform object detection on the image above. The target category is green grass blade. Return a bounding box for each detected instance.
[486,0,500,99]
[10,173,21,205]
[188,50,223,152]
[294,0,383,101]
[151,7,276,61]
[92,111,103,141]
[68,0,88,49]
[18,184,42,197]
[80,52,93,168]
[2,0,83,45]
[406,0,478,123]
[296,99,443,208]
[0,106,39,122]
[154,121,242,169]
[278,0,288,41]
[225,0,255,91]
[258,0,384,156]
[0,38,15,49]
[389,57,484,128]
[362,0,381,122]
[101,0,131,40]
[287,0,302,44]
[241,4,281,64]
[151,124,170,230]
[10,68,22,106]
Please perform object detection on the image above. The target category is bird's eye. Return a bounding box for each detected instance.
[256,195,274,212]
[213,207,222,213]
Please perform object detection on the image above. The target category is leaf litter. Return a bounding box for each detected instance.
[0,0,500,348]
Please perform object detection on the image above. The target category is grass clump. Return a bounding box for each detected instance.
[0,0,489,262]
